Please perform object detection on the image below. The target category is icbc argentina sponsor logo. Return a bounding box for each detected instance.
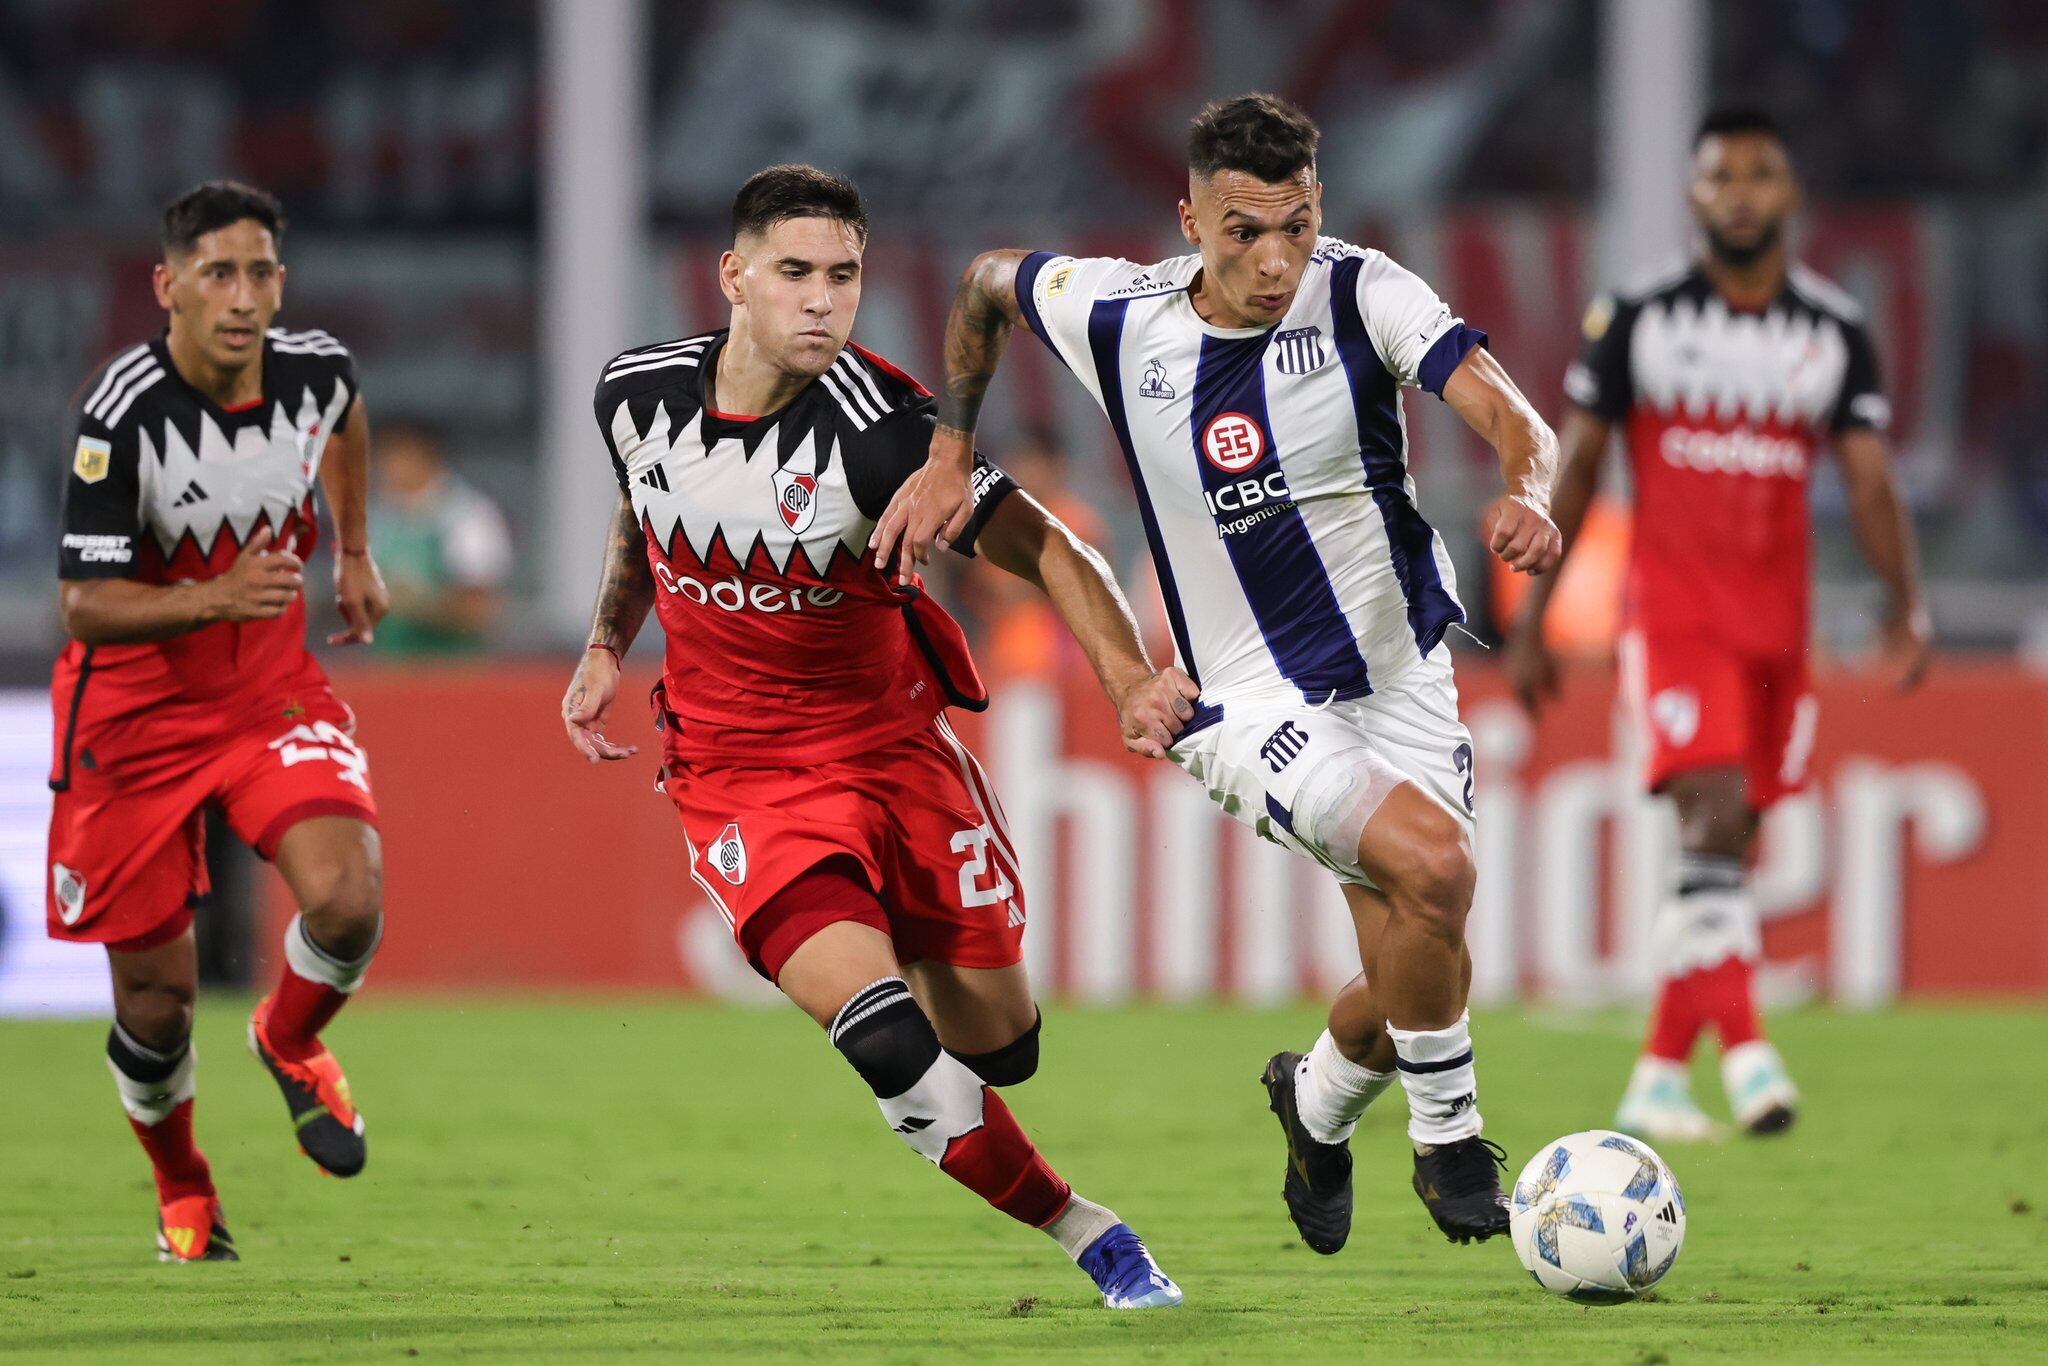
[653,562,845,613]
[1201,411,1266,473]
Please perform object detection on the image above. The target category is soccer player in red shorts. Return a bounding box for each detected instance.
[558,165,1197,1308]
[49,183,394,1260]
[1508,108,1929,1141]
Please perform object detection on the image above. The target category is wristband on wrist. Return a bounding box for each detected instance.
[587,642,621,663]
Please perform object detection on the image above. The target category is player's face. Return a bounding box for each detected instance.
[1180,168,1321,328]
[152,219,285,372]
[1691,133,1797,267]
[721,216,863,378]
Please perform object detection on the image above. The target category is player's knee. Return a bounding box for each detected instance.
[296,858,383,958]
[116,980,195,1049]
[948,1010,1041,1087]
[1380,818,1475,931]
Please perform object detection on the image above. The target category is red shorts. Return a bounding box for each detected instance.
[47,688,378,951]
[1622,629,1816,809]
[663,714,1026,980]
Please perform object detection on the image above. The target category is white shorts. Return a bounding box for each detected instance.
[1168,651,1475,888]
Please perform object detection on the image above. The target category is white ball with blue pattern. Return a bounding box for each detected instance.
[1510,1129,1686,1303]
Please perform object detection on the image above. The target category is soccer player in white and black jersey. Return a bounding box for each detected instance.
[874,96,1564,1251]
[559,166,1193,1308]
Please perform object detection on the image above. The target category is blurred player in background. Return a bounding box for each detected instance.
[1506,107,1931,1142]
[49,182,391,1261]
[559,165,1192,1309]
[369,420,512,656]
[874,94,1562,1252]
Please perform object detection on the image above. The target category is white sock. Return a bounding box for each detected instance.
[1293,1030,1395,1144]
[105,1022,196,1125]
[1388,1010,1483,1146]
[1651,854,1758,980]
[1044,1192,1120,1261]
[286,913,378,994]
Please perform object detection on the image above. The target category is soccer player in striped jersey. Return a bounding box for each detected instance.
[562,165,1188,1308]
[873,95,1563,1251]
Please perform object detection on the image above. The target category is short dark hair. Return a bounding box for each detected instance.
[1187,93,1320,183]
[731,163,867,244]
[1695,104,1787,149]
[162,180,285,259]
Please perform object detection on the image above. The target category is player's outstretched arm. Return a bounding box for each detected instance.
[1503,405,1611,715]
[1836,426,1932,691]
[975,493,1198,760]
[869,249,1032,583]
[562,491,655,763]
[319,395,390,645]
[60,524,305,644]
[1442,347,1564,579]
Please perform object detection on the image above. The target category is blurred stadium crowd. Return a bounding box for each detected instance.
[2,0,2047,671]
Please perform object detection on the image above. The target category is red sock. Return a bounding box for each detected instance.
[939,1088,1073,1228]
[264,966,350,1063]
[1644,972,1708,1063]
[130,1098,213,1204]
[1697,956,1764,1049]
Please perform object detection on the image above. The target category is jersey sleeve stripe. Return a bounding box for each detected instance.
[816,368,873,430]
[87,359,163,423]
[605,349,707,382]
[607,338,710,373]
[828,359,887,423]
[98,366,165,428]
[1415,323,1488,396]
[83,346,153,416]
[828,357,886,422]
[840,353,892,416]
[1014,251,1057,351]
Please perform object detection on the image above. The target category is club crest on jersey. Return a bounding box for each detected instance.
[1201,412,1266,474]
[1651,687,1701,747]
[1274,326,1326,375]
[773,465,818,534]
[73,436,111,484]
[53,863,87,925]
[710,822,747,885]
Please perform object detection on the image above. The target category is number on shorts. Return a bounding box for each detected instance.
[949,824,1014,909]
[268,720,370,792]
[1452,741,1475,814]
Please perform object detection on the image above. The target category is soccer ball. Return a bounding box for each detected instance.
[1510,1129,1686,1303]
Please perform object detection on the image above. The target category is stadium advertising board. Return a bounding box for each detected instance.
[242,661,2046,1005]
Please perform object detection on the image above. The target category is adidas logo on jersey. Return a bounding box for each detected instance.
[173,480,210,508]
[638,464,671,493]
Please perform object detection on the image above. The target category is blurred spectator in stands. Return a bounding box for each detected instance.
[369,421,512,657]
[976,425,1114,683]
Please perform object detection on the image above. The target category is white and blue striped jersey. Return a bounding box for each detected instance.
[1017,238,1483,706]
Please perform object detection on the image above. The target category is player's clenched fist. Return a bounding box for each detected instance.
[207,525,304,622]
[1484,495,1563,575]
[1114,666,1202,760]
[561,646,639,764]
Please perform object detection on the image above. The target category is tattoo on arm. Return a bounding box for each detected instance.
[587,493,655,654]
[936,249,1029,438]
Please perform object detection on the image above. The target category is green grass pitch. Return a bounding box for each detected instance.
[2,1000,2044,1362]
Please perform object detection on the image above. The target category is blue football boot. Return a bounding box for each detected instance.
[1077,1223,1183,1309]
